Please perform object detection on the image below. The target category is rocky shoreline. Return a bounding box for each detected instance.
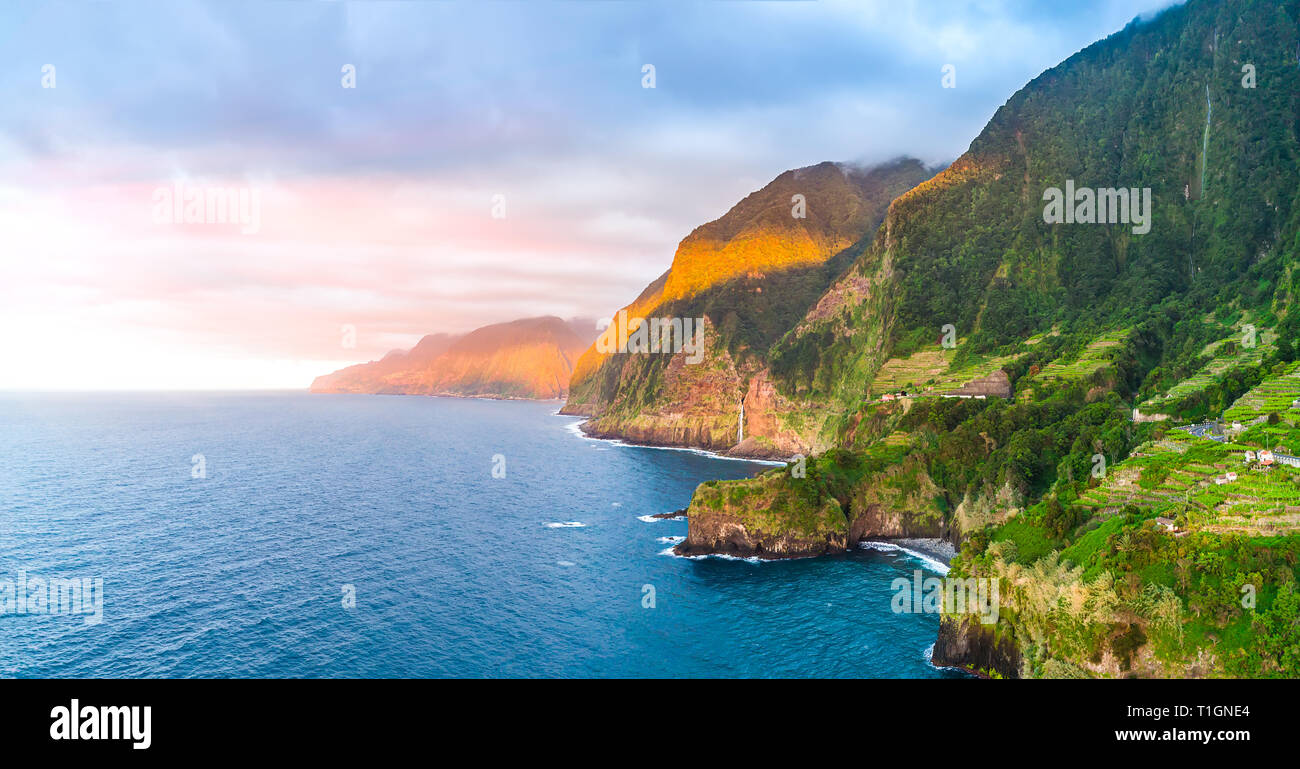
[604,420,983,666]
[650,508,687,520]
[932,615,1022,679]
[673,535,958,564]
[864,537,957,568]
[573,418,793,463]
[314,390,566,403]
[673,537,848,560]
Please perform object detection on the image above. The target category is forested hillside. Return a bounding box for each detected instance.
[674,0,1300,677]
[562,158,936,456]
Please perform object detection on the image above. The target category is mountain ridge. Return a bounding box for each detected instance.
[311,316,598,400]
[667,0,1300,678]
[561,156,940,454]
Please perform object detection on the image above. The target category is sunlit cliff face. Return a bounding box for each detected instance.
[310,317,596,399]
[567,161,926,388]
[658,164,876,305]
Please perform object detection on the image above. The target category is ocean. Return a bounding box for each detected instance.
[0,392,967,678]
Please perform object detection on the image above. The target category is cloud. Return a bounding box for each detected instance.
[0,0,1179,389]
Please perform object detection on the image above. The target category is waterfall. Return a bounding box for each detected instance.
[737,398,744,444]
[1200,82,1211,196]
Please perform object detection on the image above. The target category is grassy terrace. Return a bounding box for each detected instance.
[1223,361,1300,422]
[1073,429,1300,536]
[1142,327,1276,412]
[868,341,1020,396]
[1016,328,1128,400]
[881,430,912,447]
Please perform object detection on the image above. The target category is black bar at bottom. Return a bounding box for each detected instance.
[1,678,1285,757]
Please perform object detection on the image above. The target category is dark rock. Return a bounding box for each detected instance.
[932,614,1021,679]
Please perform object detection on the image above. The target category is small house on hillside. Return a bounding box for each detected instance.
[1152,517,1180,533]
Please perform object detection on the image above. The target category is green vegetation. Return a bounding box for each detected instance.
[1019,329,1129,390]
[772,0,1300,413]
[1141,322,1275,410]
[596,0,1300,677]
[1224,362,1300,422]
[691,472,846,540]
[568,157,936,428]
[955,506,1300,677]
[868,340,1020,395]
[760,0,1300,677]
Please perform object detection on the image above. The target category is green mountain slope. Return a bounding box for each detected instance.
[775,0,1300,407]
[561,157,937,456]
[676,0,1300,678]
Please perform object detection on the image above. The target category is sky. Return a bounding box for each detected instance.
[0,0,1180,390]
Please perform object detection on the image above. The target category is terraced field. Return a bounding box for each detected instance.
[1016,328,1129,400]
[1140,326,1275,414]
[1222,361,1300,422]
[1205,480,1300,535]
[881,430,912,447]
[1073,429,1300,536]
[869,344,1018,396]
[870,348,951,394]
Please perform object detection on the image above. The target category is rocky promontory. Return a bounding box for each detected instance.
[673,450,951,559]
[932,615,1022,679]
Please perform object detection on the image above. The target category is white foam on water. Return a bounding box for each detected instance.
[859,540,950,574]
[554,415,785,465]
[659,546,763,564]
[544,521,586,529]
[923,642,965,672]
[639,510,685,523]
[657,536,685,544]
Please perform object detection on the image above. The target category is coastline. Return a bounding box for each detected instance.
[558,412,956,573]
[557,414,788,466]
[310,390,568,403]
[860,538,955,572]
[669,537,956,569]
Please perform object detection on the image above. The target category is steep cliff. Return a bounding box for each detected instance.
[308,333,456,394]
[675,447,950,559]
[933,615,1023,679]
[775,0,1300,401]
[673,0,1300,678]
[563,157,937,456]
[312,316,597,400]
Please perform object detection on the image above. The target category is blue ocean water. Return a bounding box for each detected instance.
[0,392,966,678]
